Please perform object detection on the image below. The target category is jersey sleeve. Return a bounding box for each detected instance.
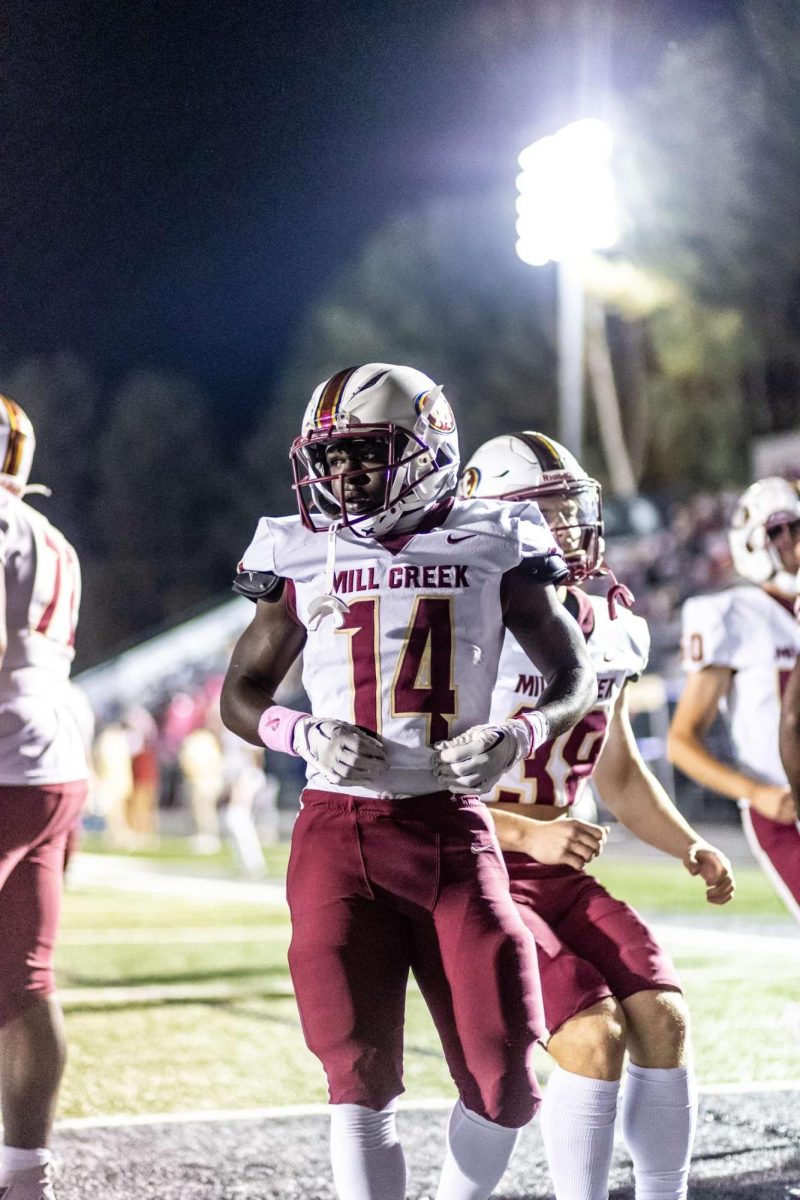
[622,611,651,680]
[508,500,570,583]
[680,593,744,673]
[238,517,281,575]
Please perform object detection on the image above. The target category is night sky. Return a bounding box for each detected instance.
[2,0,741,416]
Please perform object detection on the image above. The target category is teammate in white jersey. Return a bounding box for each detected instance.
[0,397,87,1200]
[222,365,596,1200]
[669,476,800,921]
[460,431,733,1200]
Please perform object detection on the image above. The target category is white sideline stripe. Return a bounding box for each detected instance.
[55,1082,800,1131]
[60,980,296,1006]
[740,804,800,924]
[60,926,290,945]
[67,853,287,907]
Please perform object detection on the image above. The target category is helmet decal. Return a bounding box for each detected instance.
[414,387,456,434]
[460,465,480,498]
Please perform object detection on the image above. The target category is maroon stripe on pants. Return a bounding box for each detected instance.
[286,789,544,1126]
[0,780,87,1025]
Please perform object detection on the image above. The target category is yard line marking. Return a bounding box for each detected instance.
[55,1084,800,1131]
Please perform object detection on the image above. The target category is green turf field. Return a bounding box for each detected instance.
[56,845,798,1119]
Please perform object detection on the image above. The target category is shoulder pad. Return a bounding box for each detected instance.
[516,551,570,585]
[232,570,285,604]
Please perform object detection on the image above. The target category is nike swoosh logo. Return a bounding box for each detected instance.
[447,533,479,543]
[471,843,495,854]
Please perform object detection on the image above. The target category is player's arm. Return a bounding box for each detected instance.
[502,568,597,737]
[222,581,386,783]
[667,666,795,822]
[779,658,800,819]
[433,569,596,794]
[488,803,607,870]
[595,687,734,904]
[221,588,307,746]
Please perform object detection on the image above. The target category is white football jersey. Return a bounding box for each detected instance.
[680,585,800,787]
[0,491,87,785]
[487,590,650,807]
[240,497,565,797]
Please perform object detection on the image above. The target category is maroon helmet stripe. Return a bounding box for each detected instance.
[314,366,359,427]
[515,431,566,473]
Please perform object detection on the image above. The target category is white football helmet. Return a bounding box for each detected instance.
[0,395,35,497]
[290,363,460,538]
[458,431,604,583]
[729,476,800,592]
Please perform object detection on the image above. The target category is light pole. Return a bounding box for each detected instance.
[515,118,618,460]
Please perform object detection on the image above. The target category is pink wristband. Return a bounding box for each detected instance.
[518,710,551,757]
[257,705,310,755]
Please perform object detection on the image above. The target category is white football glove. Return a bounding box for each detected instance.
[292,717,387,786]
[432,714,549,795]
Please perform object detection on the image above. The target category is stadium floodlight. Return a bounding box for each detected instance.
[515,118,618,458]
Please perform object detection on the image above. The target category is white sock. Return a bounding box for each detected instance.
[1,1148,51,1173]
[329,1100,406,1200]
[434,1100,521,1200]
[621,1064,697,1200]
[539,1065,620,1200]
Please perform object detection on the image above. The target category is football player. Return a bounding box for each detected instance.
[0,398,87,1200]
[459,432,734,1200]
[221,365,597,1200]
[669,476,800,920]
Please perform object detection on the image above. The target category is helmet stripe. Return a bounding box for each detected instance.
[314,366,359,427]
[515,431,566,472]
[0,396,24,477]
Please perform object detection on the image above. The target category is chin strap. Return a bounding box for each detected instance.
[306,522,351,631]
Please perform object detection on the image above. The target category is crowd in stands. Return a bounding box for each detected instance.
[602,489,739,667]
[87,677,291,873]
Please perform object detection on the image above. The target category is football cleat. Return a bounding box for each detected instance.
[290,364,459,537]
[0,1161,57,1200]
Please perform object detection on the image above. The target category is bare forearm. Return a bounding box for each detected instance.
[599,764,698,859]
[220,673,282,746]
[220,597,306,748]
[538,665,597,739]
[667,730,758,803]
[489,805,542,854]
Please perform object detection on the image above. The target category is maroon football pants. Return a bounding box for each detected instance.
[286,789,544,1126]
[0,781,87,1026]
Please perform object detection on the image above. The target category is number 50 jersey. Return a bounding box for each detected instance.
[487,589,649,807]
[0,490,86,785]
[240,497,566,797]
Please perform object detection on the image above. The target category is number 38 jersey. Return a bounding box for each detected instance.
[240,497,566,797]
[0,491,87,785]
[680,585,800,788]
[487,589,650,807]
